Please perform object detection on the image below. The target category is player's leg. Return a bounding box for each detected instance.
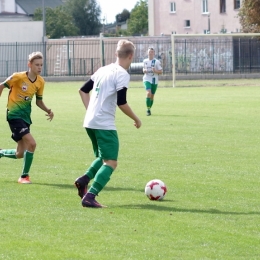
[0,119,22,159]
[74,128,103,198]
[18,133,36,184]
[0,148,17,159]
[150,84,158,109]
[144,81,152,116]
[82,129,119,208]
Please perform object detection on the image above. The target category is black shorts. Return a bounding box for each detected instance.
[8,119,30,142]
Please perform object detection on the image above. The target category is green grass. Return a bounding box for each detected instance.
[0,80,260,259]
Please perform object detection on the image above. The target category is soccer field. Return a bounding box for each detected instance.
[0,80,260,259]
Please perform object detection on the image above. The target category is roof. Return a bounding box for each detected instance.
[15,0,64,15]
[0,12,33,22]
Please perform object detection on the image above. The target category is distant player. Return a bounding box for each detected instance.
[74,39,142,208]
[142,47,163,116]
[0,51,54,184]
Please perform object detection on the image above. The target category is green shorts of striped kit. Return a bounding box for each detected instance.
[144,81,158,94]
[86,128,119,160]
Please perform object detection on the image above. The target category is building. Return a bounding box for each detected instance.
[0,0,64,18]
[148,0,242,36]
[0,0,64,42]
[103,21,128,35]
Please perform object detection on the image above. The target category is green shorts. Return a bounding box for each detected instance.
[86,128,119,160]
[143,81,158,95]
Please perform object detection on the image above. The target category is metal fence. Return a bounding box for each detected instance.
[1,35,260,78]
[173,35,260,75]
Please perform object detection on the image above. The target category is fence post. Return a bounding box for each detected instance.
[16,42,18,72]
[73,41,75,76]
[239,38,241,74]
[67,40,70,76]
[6,60,8,77]
[212,39,214,74]
[100,33,104,67]
[171,34,176,87]
[249,38,251,73]
[42,40,47,76]
[185,39,187,74]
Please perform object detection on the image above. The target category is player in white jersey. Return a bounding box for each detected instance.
[143,47,163,116]
[74,40,142,208]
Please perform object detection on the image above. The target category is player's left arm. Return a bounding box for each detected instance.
[152,61,163,75]
[36,99,54,121]
[0,84,5,97]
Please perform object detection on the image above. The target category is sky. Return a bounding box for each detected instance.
[97,0,138,24]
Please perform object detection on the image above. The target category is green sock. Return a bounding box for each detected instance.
[21,150,34,177]
[88,165,114,195]
[146,97,151,110]
[150,100,154,108]
[85,157,103,180]
[0,149,17,159]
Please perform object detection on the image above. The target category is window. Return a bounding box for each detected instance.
[202,0,208,13]
[170,2,176,13]
[185,20,191,27]
[220,0,226,13]
[234,0,240,9]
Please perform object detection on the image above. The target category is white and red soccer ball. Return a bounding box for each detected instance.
[145,179,167,200]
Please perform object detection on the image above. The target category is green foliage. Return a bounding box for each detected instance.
[1,80,260,258]
[34,6,79,38]
[127,0,148,36]
[116,9,130,23]
[238,0,260,33]
[65,0,102,36]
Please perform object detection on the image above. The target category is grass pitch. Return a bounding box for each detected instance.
[0,79,260,259]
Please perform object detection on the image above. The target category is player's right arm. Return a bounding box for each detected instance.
[143,60,147,74]
[79,79,94,110]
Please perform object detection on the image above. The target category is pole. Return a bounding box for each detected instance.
[42,0,46,76]
[42,0,46,41]
[171,34,175,87]
[208,13,210,34]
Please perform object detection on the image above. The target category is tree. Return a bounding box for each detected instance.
[115,9,130,23]
[65,0,102,35]
[34,6,79,38]
[127,0,148,36]
[238,0,260,33]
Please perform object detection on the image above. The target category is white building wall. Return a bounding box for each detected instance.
[0,0,16,13]
[148,0,242,36]
[0,21,43,42]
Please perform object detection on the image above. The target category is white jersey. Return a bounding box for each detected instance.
[143,58,162,84]
[83,63,130,130]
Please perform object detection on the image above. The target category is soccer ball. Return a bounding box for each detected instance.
[145,179,167,200]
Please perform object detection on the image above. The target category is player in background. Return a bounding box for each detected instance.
[74,39,142,208]
[142,47,163,116]
[0,52,54,184]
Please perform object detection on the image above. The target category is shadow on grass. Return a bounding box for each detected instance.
[28,182,144,192]
[118,203,260,215]
[8,181,260,215]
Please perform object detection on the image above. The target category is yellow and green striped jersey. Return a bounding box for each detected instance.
[3,71,45,124]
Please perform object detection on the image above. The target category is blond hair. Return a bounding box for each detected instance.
[28,52,43,63]
[116,40,135,58]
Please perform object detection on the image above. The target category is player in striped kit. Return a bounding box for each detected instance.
[74,40,142,208]
[142,47,163,116]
